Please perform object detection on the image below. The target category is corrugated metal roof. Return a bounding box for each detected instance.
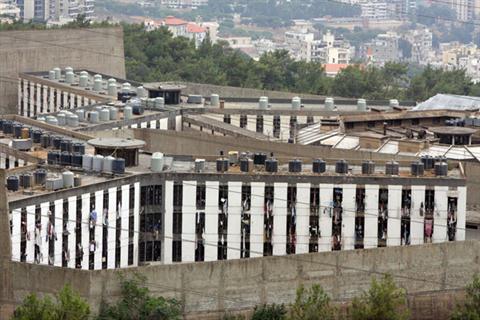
[413,94,480,111]
[334,136,359,149]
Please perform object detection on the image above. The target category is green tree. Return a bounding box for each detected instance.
[252,304,287,320]
[350,274,409,320]
[332,65,366,98]
[451,274,480,320]
[12,284,90,320]
[98,274,182,320]
[287,284,336,320]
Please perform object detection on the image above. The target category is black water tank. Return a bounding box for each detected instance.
[253,153,267,165]
[289,159,302,173]
[0,119,5,131]
[52,136,62,149]
[335,160,348,174]
[71,152,83,167]
[385,161,399,175]
[216,159,229,172]
[20,174,32,188]
[60,139,72,153]
[112,158,126,174]
[421,155,434,170]
[72,143,85,155]
[362,161,375,175]
[411,161,425,176]
[47,150,60,165]
[3,121,13,134]
[41,134,51,148]
[435,162,448,176]
[312,159,326,173]
[240,158,251,172]
[13,124,23,138]
[34,169,47,185]
[265,159,278,173]
[61,152,72,166]
[132,105,144,115]
[6,176,19,191]
[32,130,43,143]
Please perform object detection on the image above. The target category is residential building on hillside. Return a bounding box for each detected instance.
[363,31,400,66]
[160,0,208,8]
[15,0,93,22]
[406,28,434,66]
[359,0,388,20]
[0,0,20,20]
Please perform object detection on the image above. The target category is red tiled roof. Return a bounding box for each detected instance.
[164,16,188,26]
[187,23,206,33]
[323,63,349,73]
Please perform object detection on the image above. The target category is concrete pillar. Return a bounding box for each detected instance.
[133,182,140,267]
[227,181,242,260]
[140,122,148,128]
[54,199,63,267]
[56,89,62,111]
[22,80,28,117]
[160,118,168,130]
[296,183,310,254]
[29,82,35,117]
[42,85,48,114]
[364,185,379,249]
[411,186,426,245]
[62,91,69,110]
[36,83,41,116]
[94,190,104,270]
[231,115,240,128]
[164,181,173,264]
[120,184,129,268]
[182,181,196,263]
[319,184,333,252]
[11,208,21,262]
[342,184,356,250]
[205,181,219,261]
[107,187,117,269]
[433,186,448,244]
[77,95,83,108]
[0,169,15,319]
[387,185,402,247]
[40,202,49,265]
[272,183,287,256]
[264,115,274,138]
[17,80,22,115]
[26,206,35,264]
[457,186,467,241]
[49,87,54,113]
[81,194,90,270]
[69,93,76,109]
[150,120,157,129]
[176,115,182,131]
[68,196,76,269]
[250,182,265,257]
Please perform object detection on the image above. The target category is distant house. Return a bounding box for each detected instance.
[323,63,349,77]
[144,16,208,47]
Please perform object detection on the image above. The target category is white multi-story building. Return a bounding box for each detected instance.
[299,31,352,64]
[449,0,474,21]
[359,0,388,20]
[160,0,208,8]
[285,30,315,60]
[406,28,434,66]
[0,0,20,20]
[15,0,93,22]
[364,31,400,66]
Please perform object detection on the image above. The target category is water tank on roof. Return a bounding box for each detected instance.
[79,74,88,87]
[65,71,74,84]
[47,150,60,165]
[335,160,349,174]
[228,151,239,165]
[41,134,50,148]
[292,97,301,110]
[240,158,253,172]
[132,105,144,115]
[72,143,85,155]
[71,153,83,167]
[57,113,66,126]
[265,158,278,173]
[52,136,62,149]
[93,79,102,92]
[312,159,326,173]
[216,158,229,172]
[109,107,118,120]
[103,156,115,173]
[187,95,203,104]
[195,159,205,173]
[435,162,448,176]
[21,127,29,139]
[47,117,58,126]
[421,155,434,170]
[32,130,42,143]
[259,96,268,109]
[34,169,47,185]
[411,161,425,176]
[108,81,117,97]
[112,158,125,174]
[385,161,399,175]
[94,74,102,81]
[325,97,334,111]
[65,66,73,74]
[82,154,93,171]
[67,114,79,127]
[357,99,367,111]
[20,173,32,188]
[49,70,56,80]
[136,86,146,98]
[124,106,132,120]
[7,176,19,191]
[3,121,12,134]
[121,82,131,92]
[253,153,267,165]
[100,108,110,122]
[63,171,74,188]
[90,111,99,123]
[151,152,164,172]
[46,176,63,191]
[362,161,375,175]
[53,67,61,80]
[60,139,72,152]
[154,97,165,109]
[74,175,82,187]
[75,109,85,122]
[92,155,104,172]
[289,159,302,173]
[60,151,72,166]
[13,124,23,138]
[210,94,220,107]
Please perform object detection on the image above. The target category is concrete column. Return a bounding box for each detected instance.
[17,80,22,115]
[81,193,90,270]
[150,120,157,129]
[387,185,402,247]
[246,115,256,133]
[342,184,356,251]
[68,196,76,269]
[22,80,28,117]
[49,87,54,113]
[250,182,265,257]
[69,93,76,109]
[264,115,274,138]
[107,187,117,269]
[273,183,287,256]
[11,208,21,262]
[42,85,48,114]
[63,91,68,110]
[0,169,15,319]
[133,182,140,266]
[433,186,448,244]
[280,116,290,141]
[231,115,240,128]
[176,115,182,131]
[205,181,219,261]
[54,199,63,267]
[411,186,426,245]
[0,156,5,169]
[40,202,49,265]
[182,181,196,263]
[296,183,310,254]
[29,82,35,117]
[227,181,242,260]
[364,185,379,249]
[297,115,307,126]
[319,184,333,252]
[457,186,467,241]
[160,118,168,130]
[26,206,35,264]
[77,95,83,108]
[120,184,129,268]
[140,122,148,128]
[163,181,173,264]
[36,83,41,116]
[94,190,104,270]
[56,89,62,111]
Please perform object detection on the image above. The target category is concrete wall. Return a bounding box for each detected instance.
[133,129,418,163]
[0,27,126,114]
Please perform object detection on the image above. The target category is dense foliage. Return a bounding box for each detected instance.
[451,274,480,320]
[288,284,336,320]
[12,285,90,320]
